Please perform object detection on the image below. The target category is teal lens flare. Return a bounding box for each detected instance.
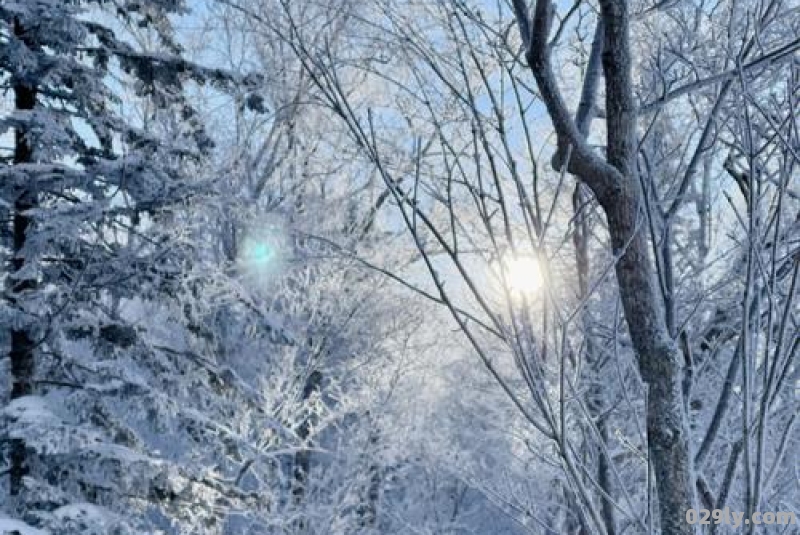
[248,242,273,265]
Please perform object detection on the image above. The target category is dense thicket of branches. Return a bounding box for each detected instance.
[2,1,798,534]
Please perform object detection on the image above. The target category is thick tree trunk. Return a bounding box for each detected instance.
[514,1,699,532]
[8,16,38,498]
[602,189,697,535]
[599,10,696,530]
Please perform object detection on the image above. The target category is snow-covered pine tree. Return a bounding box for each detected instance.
[0,2,268,533]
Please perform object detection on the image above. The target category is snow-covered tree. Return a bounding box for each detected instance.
[269,0,799,533]
[4,1,795,534]
[0,2,264,533]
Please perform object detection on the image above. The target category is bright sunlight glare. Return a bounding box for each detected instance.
[493,255,544,298]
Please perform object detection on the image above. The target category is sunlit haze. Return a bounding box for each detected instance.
[494,255,543,299]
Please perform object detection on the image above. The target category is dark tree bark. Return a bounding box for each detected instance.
[7,16,38,498]
[292,369,323,531]
[513,1,698,533]
[356,417,381,530]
